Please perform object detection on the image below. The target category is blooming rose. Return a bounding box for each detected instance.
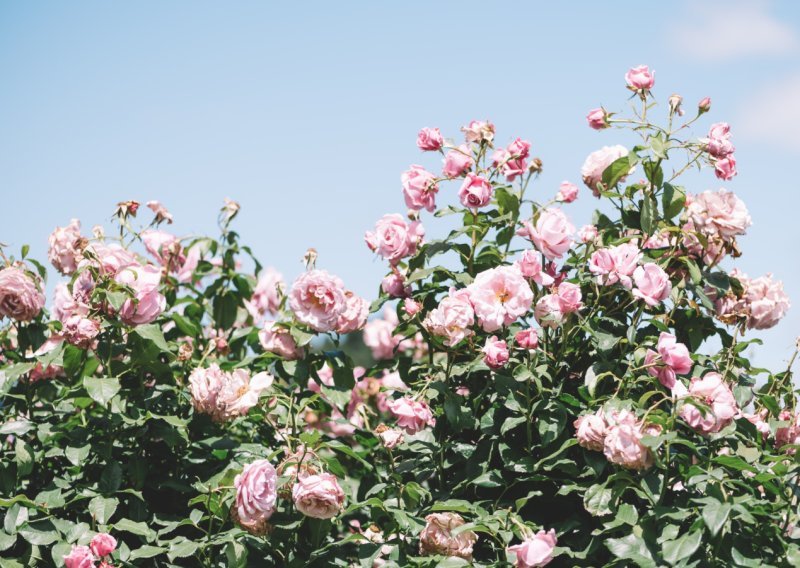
[514,250,555,287]
[705,122,734,158]
[687,189,751,240]
[467,266,533,332]
[416,127,443,151]
[515,328,539,350]
[388,396,435,434]
[244,267,284,320]
[141,229,182,270]
[292,472,345,519]
[189,364,273,422]
[625,65,655,91]
[507,529,558,567]
[518,208,574,260]
[458,173,493,209]
[403,297,422,316]
[259,322,303,360]
[48,219,83,274]
[442,144,474,178]
[365,214,425,265]
[115,263,166,326]
[556,282,583,313]
[336,291,369,334]
[376,425,405,449]
[482,336,509,369]
[0,267,45,322]
[715,155,737,181]
[84,243,137,277]
[492,138,531,180]
[578,224,598,243]
[645,332,692,389]
[90,533,117,557]
[632,263,671,306]
[461,120,495,143]
[603,410,658,470]
[555,181,578,203]
[63,545,95,568]
[581,145,630,196]
[680,372,737,435]
[534,295,564,329]
[381,272,410,298]
[586,108,608,130]
[63,315,100,349]
[402,164,439,212]
[744,273,790,330]
[289,269,348,332]
[234,459,278,534]
[574,411,606,451]
[419,512,478,560]
[424,288,475,346]
[589,242,641,289]
[363,306,402,359]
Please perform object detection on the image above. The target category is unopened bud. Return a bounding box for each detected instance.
[528,157,543,174]
[698,97,711,114]
[668,94,684,117]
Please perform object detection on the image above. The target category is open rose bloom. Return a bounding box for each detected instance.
[3,70,798,567]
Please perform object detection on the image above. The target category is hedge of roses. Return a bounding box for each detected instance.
[1,67,800,567]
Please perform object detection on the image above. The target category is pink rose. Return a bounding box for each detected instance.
[90,533,117,557]
[492,147,528,181]
[388,396,435,434]
[578,225,598,244]
[292,472,345,519]
[424,288,475,346]
[419,512,478,560]
[744,273,790,330]
[555,181,578,203]
[177,245,201,284]
[581,145,630,196]
[244,267,284,321]
[402,165,439,212]
[534,294,564,329]
[508,137,531,159]
[442,144,474,178]
[514,250,555,287]
[632,263,671,306]
[625,65,655,91]
[336,291,369,334]
[115,263,166,326]
[377,427,404,449]
[363,307,402,359]
[63,315,100,349]
[289,269,348,332]
[680,372,737,435]
[188,364,273,422]
[84,243,137,276]
[705,123,734,158]
[0,267,45,322]
[518,208,574,260]
[507,529,558,567]
[461,120,495,143]
[574,411,606,451]
[589,242,641,289]
[586,107,609,130]
[416,127,443,151]
[403,297,422,317]
[482,336,509,369]
[259,322,304,360]
[714,155,737,181]
[603,410,657,470]
[141,229,182,270]
[776,410,800,453]
[63,545,95,568]
[365,214,425,265]
[515,328,539,350]
[146,200,173,223]
[698,97,712,113]
[48,219,83,275]
[234,459,278,534]
[645,332,691,389]
[467,266,533,332]
[381,272,410,298]
[556,282,583,314]
[687,189,751,240]
[458,173,493,209]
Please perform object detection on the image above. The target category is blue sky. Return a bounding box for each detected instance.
[2,0,800,371]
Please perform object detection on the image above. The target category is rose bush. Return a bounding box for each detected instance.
[1,66,800,567]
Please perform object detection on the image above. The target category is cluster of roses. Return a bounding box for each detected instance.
[63,532,116,568]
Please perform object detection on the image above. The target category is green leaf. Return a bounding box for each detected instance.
[662,183,685,220]
[133,324,172,354]
[701,500,731,537]
[14,440,33,477]
[18,520,59,546]
[84,377,121,406]
[606,533,656,568]
[88,496,119,525]
[583,482,613,516]
[128,545,166,559]
[114,518,155,541]
[99,462,123,493]
[167,539,199,561]
[602,154,637,189]
[212,291,239,330]
[662,530,702,566]
[225,540,248,568]
[641,194,656,234]
[4,504,27,534]
[0,531,15,553]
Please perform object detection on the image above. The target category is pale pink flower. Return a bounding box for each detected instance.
[188,364,273,422]
[632,263,671,307]
[424,288,475,346]
[482,336,509,369]
[388,396,435,434]
[85,243,137,276]
[63,315,100,349]
[586,108,608,130]
[507,529,557,567]
[146,200,173,223]
[141,229,182,270]
[625,65,655,91]
[589,242,641,289]
[515,328,539,350]
[115,263,166,325]
[467,266,533,332]
[377,427,404,449]
[0,267,45,322]
[514,250,555,287]
[363,306,402,359]
[556,282,583,313]
[458,173,493,209]
[336,291,369,334]
[744,273,790,330]
[244,268,284,320]
[416,127,443,151]
[680,372,737,435]
[518,208,574,260]
[555,181,579,203]
[581,145,630,196]
[234,459,278,534]
[48,219,83,275]
[574,411,607,451]
[289,269,348,332]
[776,410,800,453]
[365,214,425,265]
[687,189,751,240]
[259,322,303,360]
[714,155,737,181]
[90,533,117,557]
[578,225,598,243]
[176,244,201,284]
[402,165,439,212]
[292,473,345,519]
[645,332,692,389]
[63,545,95,568]
[534,294,565,329]
[461,120,495,143]
[705,123,734,158]
[419,512,478,560]
[381,272,410,298]
[442,144,474,178]
[603,410,657,470]
[698,97,712,113]
[403,297,422,316]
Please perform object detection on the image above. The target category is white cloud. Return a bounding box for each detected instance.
[738,73,800,152]
[670,0,798,61]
